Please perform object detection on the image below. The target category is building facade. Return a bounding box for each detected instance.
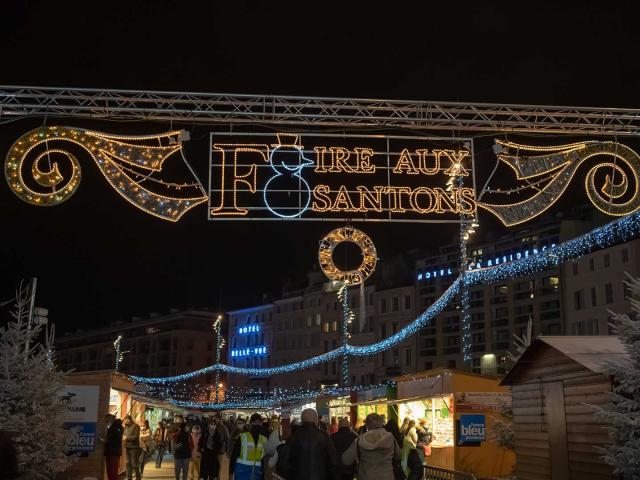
[56,309,225,395]
[561,238,640,336]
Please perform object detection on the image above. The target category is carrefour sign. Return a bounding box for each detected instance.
[231,346,268,358]
[208,132,476,223]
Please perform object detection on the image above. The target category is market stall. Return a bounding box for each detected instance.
[394,368,514,478]
[355,385,397,425]
[59,370,140,480]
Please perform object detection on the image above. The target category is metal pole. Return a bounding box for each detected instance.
[24,277,37,361]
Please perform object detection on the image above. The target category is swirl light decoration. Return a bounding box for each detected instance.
[130,208,640,385]
[5,126,207,221]
[478,140,640,226]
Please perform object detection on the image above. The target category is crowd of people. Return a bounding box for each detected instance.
[102,412,230,480]
[101,409,431,480]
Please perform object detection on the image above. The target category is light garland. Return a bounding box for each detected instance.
[318,227,377,285]
[156,382,395,411]
[5,126,207,222]
[478,140,640,226]
[130,209,640,385]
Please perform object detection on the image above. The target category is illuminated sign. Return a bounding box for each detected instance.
[208,132,476,223]
[417,244,556,280]
[231,346,268,357]
[238,324,261,335]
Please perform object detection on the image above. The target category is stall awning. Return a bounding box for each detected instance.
[331,395,439,408]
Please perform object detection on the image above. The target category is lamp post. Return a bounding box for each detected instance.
[213,315,225,403]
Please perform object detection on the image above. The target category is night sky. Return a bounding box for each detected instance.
[1,1,639,333]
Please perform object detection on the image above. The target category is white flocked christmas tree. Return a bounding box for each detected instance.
[597,274,640,479]
[0,282,74,478]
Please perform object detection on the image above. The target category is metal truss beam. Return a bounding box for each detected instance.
[1,85,640,136]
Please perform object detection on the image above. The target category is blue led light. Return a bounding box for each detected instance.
[231,345,268,357]
[262,142,314,218]
[237,324,261,335]
[130,211,640,385]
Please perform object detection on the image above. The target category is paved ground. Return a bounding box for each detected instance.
[141,455,230,480]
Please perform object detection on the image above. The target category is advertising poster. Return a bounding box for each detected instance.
[61,385,100,454]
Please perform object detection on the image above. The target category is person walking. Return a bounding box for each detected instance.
[200,419,224,480]
[227,417,245,459]
[400,434,424,480]
[103,415,123,480]
[139,420,152,476]
[331,419,358,480]
[283,408,338,480]
[188,424,202,480]
[269,421,300,479]
[342,413,400,480]
[123,415,141,480]
[229,413,268,480]
[154,420,168,468]
[172,415,192,480]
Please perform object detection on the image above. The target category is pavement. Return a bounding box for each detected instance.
[140,455,230,480]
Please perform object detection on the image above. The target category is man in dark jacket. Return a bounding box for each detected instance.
[103,415,123,480]
[331,419,358,480]
[283,408,338,480]
[172,415,192,480]
[122,415,141,480]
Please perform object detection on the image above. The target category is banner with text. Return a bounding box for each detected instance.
[208,132,476,223]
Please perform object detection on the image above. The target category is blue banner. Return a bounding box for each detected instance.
[459,415,485,444]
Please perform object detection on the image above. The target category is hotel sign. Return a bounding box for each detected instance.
[208,132,476,223]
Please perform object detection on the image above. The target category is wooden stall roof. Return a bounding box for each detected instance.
[393,367,499,384]
[501,336,629,386]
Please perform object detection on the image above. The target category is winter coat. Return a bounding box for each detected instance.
[173,426,193,459]
[199,427,225,454]
[104,421,124,457]
[407,448,424,480]
[284,423,338,480]
[331,427,358,477]
[139,427,152,452]
[341,427,400,480]
[123,422,140,449]
[154,425,168,446]
[190,432,202,459]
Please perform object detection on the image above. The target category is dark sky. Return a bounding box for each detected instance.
[1,1,639,332]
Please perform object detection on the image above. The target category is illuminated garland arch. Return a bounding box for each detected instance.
[130,209,640,385]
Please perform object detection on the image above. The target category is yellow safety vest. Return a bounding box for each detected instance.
[237,431,267,466]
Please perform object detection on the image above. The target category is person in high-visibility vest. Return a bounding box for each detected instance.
[230,413,268,480]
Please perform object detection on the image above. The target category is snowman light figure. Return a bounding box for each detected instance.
[263,134,314,218]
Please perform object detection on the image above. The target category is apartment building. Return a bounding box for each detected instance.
[56,309,226,386]
[562,238,640,335]
[415,215,587,375]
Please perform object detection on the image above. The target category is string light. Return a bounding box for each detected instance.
[478,140,640,226]
[131,209,640,384]
[161,382,396,411]
[5,126,207,222]
[318,226,377,285]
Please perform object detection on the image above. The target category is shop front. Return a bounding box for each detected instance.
[394,368,514,478]
[355,385,397,426]
[59,370,140,480]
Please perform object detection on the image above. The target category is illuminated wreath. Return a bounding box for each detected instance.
[318,226,377,285]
